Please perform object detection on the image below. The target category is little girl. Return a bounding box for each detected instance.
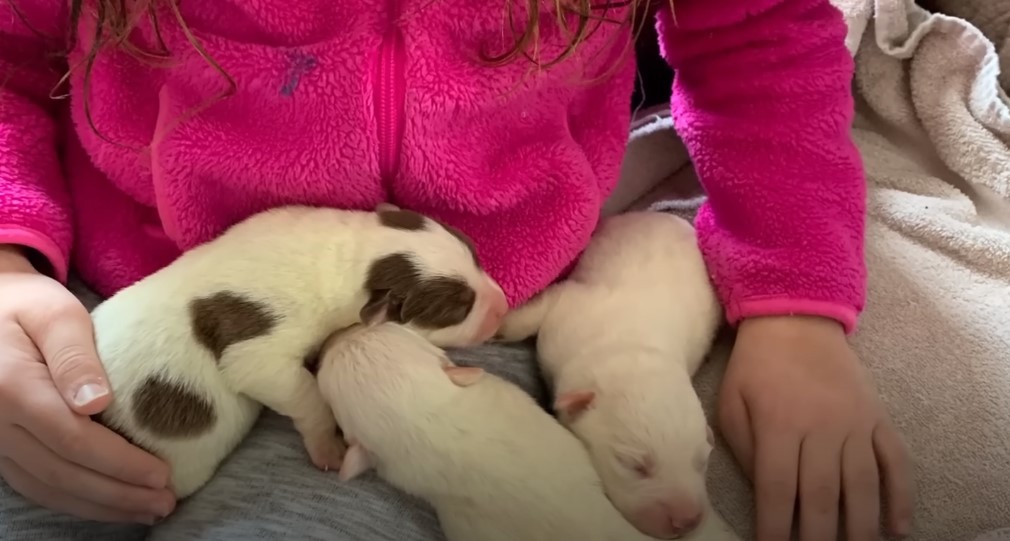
[0,0,913,540]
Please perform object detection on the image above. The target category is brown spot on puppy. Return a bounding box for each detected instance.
[132,377,216,438]
[190,292,280,360]
[378,208,427,231]
[377,207,480,267]
[361,253,475,328]
[402,276,475,326]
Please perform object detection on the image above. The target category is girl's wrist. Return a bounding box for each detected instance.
[0,245,39,274]
[738,314,846,339]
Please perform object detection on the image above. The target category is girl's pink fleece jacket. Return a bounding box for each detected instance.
[0,0,866,331]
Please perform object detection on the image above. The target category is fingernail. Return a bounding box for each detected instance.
[72,382,109,407]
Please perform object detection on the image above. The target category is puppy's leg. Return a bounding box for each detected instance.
[434,351,486,387]
[494,283,568,342]
[222,343,345,471]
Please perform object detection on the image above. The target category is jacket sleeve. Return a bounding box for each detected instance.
[0,0,72,281]
[655,0,867,333]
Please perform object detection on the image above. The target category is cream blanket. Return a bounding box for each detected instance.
[607,1,1010,539]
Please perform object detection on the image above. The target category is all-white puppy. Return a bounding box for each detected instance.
[90,204,507,499]
[316,322,739,541]
[495,210,724,539]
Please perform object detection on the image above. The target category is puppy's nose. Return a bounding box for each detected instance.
[486,292,508,333]
[484,280,508,320]
[472,282,508,344]
[491,292,508,320]
[667,505,703,537]
[631,499,704,539]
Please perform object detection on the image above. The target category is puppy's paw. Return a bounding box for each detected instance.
[305,433,347,472]
[488,321,530,344]
[486,332,511,344]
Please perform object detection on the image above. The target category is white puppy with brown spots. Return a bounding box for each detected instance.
[317,321,739,541]
[89,203,507,499]
[495,210,727,540]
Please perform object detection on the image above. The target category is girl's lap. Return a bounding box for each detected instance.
[13,236,1010,541]
[0,481,148,541]
[0,300,545,541]
[151,343,545,541]
[149,413,443,541]
[0,410,444,541]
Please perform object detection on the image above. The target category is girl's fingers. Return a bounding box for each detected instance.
[0,458,157,525]
[841,435,880,541]
[717,390,756,479]
[798,435,842,541]
[16,383,170,489]
[4,425,175,517]
[873,423,915,537]
[754,430,802,541]
[17,303,112,416]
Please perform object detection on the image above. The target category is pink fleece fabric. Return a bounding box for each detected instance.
[0,0,866,332]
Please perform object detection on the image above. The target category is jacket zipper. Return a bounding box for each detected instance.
[375,1,406,191]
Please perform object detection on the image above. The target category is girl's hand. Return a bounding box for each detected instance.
[0,246,175,523]
[718,315,914,541]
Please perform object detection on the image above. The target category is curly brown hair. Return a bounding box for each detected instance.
[9,0,662,143]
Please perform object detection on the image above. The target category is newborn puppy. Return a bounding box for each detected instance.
[496,211,724,539]
[316,322,740,541]
[90,204,507,498]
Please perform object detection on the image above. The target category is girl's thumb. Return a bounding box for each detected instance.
[25,307,113,415]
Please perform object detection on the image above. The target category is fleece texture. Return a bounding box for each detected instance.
[0,0,866,330]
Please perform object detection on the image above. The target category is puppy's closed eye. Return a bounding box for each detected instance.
[617,453,655,479]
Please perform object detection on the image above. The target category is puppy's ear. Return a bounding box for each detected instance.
[375,202,400,213]
[554,390,596,422]
[400,278,475,329]
[443,366,485,387]
[359,291,401,327]
[338,442,374,481]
